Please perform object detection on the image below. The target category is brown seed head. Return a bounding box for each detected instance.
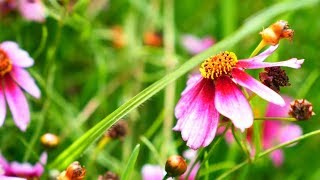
[106,120,128,139]
[260,20,294,45]
[259,66,290,93]
[57,161,86,180]
[289,99,315,120]
[165,155,187,177]
[98,171,119,180]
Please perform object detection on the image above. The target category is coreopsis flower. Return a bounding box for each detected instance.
[174,45,304,149]
[263,96,302,166]
[0,152,47,179]
[181,35,215,55]
[0,41,41,131]
[18,0,46,22]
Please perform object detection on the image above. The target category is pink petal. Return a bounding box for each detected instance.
[0,41,34,68]
[231,68,285,106]
[237,58,304,69]
[180,163,200,180]
[141,165,164,180]
[0,85,6,127]
[3,76,30,131]
[278,124,302,145]
[262,121,282,149]
[10,66,41,98]
[181,35,214,55]
[269,149,284,167]
[241,45,278,62]
[0,176,26,180]
[18,0,46,22]
[265,95,292,117]
[214,76,253,131]
[174,80,219,149]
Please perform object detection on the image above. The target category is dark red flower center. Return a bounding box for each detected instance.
[0,48,12,76]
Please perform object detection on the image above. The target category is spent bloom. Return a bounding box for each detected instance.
[260,20,294,46]
[0,41,41,131]
[289,99,315,120]
[181,35,215,55]
[174,45,304,149]
[0,152,47,179]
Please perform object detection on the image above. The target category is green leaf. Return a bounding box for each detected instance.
[121,144,141,180]
[48,0,319,170]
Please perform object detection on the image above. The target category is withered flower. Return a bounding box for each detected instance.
[259,66,290,93]
[57,161,86,180]
[289,99,315,120]
[260,20,294,45]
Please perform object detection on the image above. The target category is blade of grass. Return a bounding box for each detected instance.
[49,0,319,169]
[121,144,141,180]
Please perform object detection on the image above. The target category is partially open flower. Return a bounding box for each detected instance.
[260,20,294,45]
[57,161,86,180]
[259,66,290,93]
[165,155,187,178]
[289,99,315,120]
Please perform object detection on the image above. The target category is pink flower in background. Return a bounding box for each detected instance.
[180,149,199,180]
[0,41,41,131]
[0,0,18,15]
[141,164,166,180]
[0,152,47,179]
[263,96,302,166]
[181,35,215,55]
[18,0,45,22]
[174,45,304,149]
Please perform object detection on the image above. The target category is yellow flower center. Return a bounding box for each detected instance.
[199,51,238,79]
[0,49,12,76]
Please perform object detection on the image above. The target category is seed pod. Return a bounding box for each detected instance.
[289,99,315,120]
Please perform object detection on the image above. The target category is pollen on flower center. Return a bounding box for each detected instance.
[0,49,12,76]
[199,51,238,79]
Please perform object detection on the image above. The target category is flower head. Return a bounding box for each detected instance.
[0,152,47,179]
[18,0,46,22]
[181,35,215,55]
[0,41,40,131]
[288,99,315,120]
[174,45,304,149]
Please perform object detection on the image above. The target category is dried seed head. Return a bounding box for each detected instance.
[57,161,86,180]
[41,133,60,148]
[165,155,187,177]
[260,20,294,45]
[289,99,315,120]
[106,120,128,139]
[98,171,119,180]
[259,66,290,93]
[143,31,163,47]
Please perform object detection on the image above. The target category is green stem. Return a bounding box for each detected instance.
[250,40,267,57]
[254,117,297,121]
[231,126,251,161]
[217,128,320,179]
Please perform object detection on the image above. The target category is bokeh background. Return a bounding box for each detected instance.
[0,0,320,179]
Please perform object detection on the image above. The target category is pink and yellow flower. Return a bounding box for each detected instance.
[0,41,41,131]
[18,0,46,22]
[174,45,303,149]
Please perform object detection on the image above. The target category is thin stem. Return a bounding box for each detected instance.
[217,128,320,179]
[254,117,297,121]
[231,126,252,161]
[250,40,267,57]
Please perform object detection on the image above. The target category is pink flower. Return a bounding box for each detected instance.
[0,41,41,131]
[180,149,199,180]
[18,0,45,22]
[141,164,166,180]
[174,45,304,149]
[263,96,302,166]
[0,0,18,15]
[0,152,47,179]
[181,35,215,55]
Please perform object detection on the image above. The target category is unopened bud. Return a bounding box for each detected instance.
[289,99,315,120]
[260,20,294,45]
[106,120,128,139]
[165,155,187,177]
[57,161,86,180]
[111,26,126,48]
[41,133,60,148]
[143,31,163,47]
[98,171,119,180]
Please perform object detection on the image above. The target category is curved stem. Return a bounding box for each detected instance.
[250,40,267,57]
[217,128,320,179]
[254,117,297,121]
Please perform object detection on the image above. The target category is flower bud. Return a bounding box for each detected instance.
[106,120,128,140]
[289,99,315,120]
[111,26,126,48]
[57,161,86,180]
[41,133,60,148]
[98,171,119,180]
[260,20,294,45]
[165,155,187,177]
[143,31,163,47]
